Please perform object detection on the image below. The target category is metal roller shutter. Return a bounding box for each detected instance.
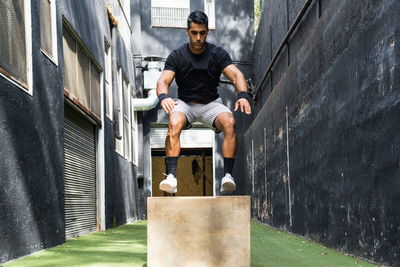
[64,107,97,239]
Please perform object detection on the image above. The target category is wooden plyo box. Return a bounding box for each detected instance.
[147,196,251,267]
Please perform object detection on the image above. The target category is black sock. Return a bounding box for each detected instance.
[223,157,235,175]
[165,157,178,176]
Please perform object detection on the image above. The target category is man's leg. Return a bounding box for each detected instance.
[166,111,187,157]
[214,112,237,193]
[160,112,187,193]
[214,112,237,165]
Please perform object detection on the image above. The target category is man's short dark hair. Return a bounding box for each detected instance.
[187,10,208,29]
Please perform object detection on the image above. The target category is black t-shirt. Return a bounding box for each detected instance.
[164,42,233,104]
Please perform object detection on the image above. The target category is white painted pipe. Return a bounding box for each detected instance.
[131,89,159,111]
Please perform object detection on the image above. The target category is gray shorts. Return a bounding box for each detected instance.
[171,97,232,132]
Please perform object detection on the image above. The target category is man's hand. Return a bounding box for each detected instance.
[160,97,178,114]
[234,98,251,115]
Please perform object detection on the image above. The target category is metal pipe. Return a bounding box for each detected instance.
[254,0,315,99]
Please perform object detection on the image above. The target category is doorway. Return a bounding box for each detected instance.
[151,149,213,196]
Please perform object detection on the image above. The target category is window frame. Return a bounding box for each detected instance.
[131,96,138,166]
[40,0,58,65]
[0,0,33,95]
[104,41,112,120]
[122,77,131,161]
[115,66,124,155]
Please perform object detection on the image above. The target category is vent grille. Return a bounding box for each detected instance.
[151,7,189,28]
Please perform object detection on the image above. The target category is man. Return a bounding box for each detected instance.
[156,10,251,194]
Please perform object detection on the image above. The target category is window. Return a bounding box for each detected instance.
[123,78,131,161]
[131,97,138,165]
[151,0,190,28]
[204,0,215,29]
[115,67,123,155]
[63,25,101,118]
[0,0,32,93]
[104,43,112,119]
[115,69,134,162]
[40,0,57,63]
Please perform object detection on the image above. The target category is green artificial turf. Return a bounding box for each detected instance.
[4,220,378,267]
[251,220,377,267]
[4,221,147,267]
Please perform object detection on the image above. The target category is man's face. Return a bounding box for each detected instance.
[186,22,208,53]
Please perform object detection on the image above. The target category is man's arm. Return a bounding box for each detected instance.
[222,64,252,115]
[157,70,177,114]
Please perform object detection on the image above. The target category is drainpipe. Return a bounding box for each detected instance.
[131,89,159,111]
[132,57,163,111]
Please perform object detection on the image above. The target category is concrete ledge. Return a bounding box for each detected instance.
[147,196,251,267]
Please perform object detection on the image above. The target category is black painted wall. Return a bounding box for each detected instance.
[0,1,64,263]
[1,0,143,264]
[246,0,400,265]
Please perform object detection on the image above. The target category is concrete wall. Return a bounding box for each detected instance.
[137,0,254,196]
[0,0,143,263]
[247,0,400,265]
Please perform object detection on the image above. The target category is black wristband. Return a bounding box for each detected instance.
[237,91,250,101]
[158,93,169,102]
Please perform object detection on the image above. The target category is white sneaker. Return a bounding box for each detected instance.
[159,174,177,193]
[220,173,236,193]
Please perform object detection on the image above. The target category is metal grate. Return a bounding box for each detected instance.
[40,0,53,56]
[0,0,27,86]
[64,107,97,239]
[151,7,189,28]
